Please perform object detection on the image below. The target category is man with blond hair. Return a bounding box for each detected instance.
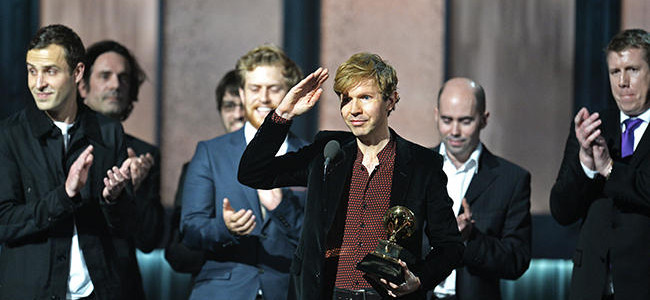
[239,53,463,299]
[181,45,307,300]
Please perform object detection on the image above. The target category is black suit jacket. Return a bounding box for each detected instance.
[551,108,650,300]
[431,145,531,300]
[0,103,142,300]
[239,113,464,300]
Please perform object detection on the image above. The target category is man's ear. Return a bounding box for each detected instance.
[480,111,490,129]
[78,78,87,98]
[387,91,399,111]
[73,62,84,84]
[238,87,245,101]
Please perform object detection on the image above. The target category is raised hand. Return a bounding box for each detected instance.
[592,136,613,177]
[275,67,329,120]
[379,260,421,298]
[257,188,282,211]
[457,198,475,241]
[102,158,131,202]
[222,198,256,236]
[65,145,94,198]
[574,107,602,170]
[127,147,154,191]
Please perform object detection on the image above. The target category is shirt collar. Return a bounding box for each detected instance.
[620,108,650,126]
[438,142,482,173]
[244,121,290,155]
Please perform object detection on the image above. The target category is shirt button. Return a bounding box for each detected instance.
[360,223,364,228]
[358,242,363,247]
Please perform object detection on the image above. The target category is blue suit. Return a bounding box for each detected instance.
[181,127,307,300]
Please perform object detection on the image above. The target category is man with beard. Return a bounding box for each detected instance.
[238,53,463,299]
[79,40,164,254]
[165,69,245,275]
[181,45,307,300]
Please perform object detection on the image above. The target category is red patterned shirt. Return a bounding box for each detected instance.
[334,137,396,290]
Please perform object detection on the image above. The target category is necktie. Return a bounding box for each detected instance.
[621,118,643,158]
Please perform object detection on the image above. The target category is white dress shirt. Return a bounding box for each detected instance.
[54,121,94,300]
[433,143,482,297]
[581,108,650,178]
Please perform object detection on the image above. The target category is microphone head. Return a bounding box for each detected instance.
[323,140,341,160]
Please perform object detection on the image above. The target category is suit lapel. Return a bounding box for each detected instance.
[464,146,499,206]
[390,133,412,207]
[229,130,264,225]
[324,138,356,230]
[631,115,650,166]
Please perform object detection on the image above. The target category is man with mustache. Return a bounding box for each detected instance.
[551,29,650,299]
[79,40,164,257]
[0,24,139,299]
[181,45,307,300]
[238,53,464,299]
[165,69,245,276]
[431,77,531,300]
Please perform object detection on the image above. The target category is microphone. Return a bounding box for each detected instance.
[323,140,341,180]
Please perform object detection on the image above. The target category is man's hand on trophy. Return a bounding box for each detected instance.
[379,260,421,298]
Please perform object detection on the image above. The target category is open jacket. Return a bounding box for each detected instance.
[238,113,464,300]
[0,103,141,300]
[181,127,307,300]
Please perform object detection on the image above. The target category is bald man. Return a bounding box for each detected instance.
[430,78,532,300]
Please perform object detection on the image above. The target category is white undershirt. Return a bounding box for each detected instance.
[53,121,94,300]
[434,143,482,297]
[581,108,650,178]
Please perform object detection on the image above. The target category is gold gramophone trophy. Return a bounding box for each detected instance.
[356,206,416,284]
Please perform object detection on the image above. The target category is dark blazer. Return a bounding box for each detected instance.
[238,114,464,300]
[432,145,531,300]
[551,108,650,300]
[181,127,307,300]
[165,162,206,275]
[125,134,164,252]
[0,103,142,300]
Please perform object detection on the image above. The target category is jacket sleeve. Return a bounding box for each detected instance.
[131,148,164,253]
[0,144,80,243]
[416,158,465,290]
[238,111,314,190]
[550,124,603,226]
[463,171,532,280]
[165,163,206,274]
[267,187,305,246]
[603,154,650,210]
[97,123,137,236]
[180,141,239,252]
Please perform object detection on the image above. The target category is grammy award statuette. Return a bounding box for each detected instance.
[356,206,417,284]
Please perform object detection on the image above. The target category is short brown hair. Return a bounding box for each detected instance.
[606,29,650,66]
[28,24,85,74]
[236,44,302,89]
[333,53,398,103]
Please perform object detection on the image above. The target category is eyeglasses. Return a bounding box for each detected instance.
[221,102,243,112]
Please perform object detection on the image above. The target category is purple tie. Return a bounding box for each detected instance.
[621,118,643,158]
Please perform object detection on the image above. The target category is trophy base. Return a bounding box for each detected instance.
[356,252,405,284]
